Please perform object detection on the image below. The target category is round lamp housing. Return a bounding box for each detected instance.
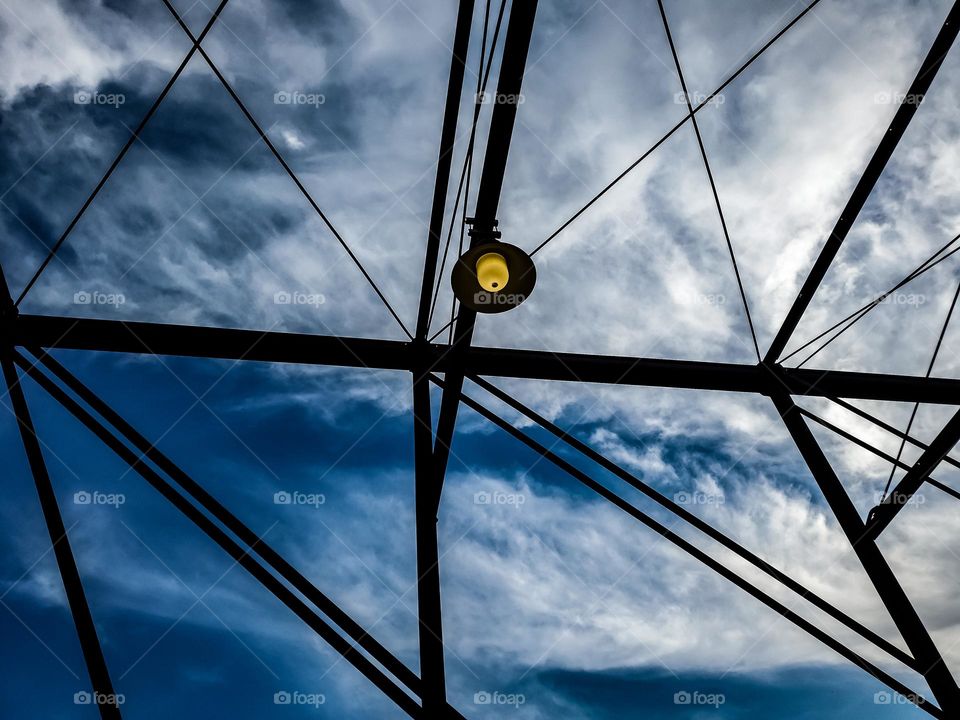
[451,241,536,314]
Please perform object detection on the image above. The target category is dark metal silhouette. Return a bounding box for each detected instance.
[3,1,960,717]
[450,241,536,312]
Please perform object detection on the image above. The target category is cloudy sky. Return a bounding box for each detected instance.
[2,0,960,717]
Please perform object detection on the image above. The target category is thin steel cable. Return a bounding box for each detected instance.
[14,0,233,308]
[795,251,960,369]
[430,314,458,343]
[826,395,960,473]
[786,233,960,363]
[158,0,412,339]
[449,154,473,345]
[798,407,960,503]
[529,0,823,258]
[657,0,761,361]
[880,279,960,501]
[430,147,471,338]
[791,235,960,366]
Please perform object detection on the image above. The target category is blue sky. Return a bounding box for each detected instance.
[0,353,936,718]
[2,0,960,717]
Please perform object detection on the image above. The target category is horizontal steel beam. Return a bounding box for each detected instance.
[14,315,416,369]
[463,349,960,404]
[14,314,960,404]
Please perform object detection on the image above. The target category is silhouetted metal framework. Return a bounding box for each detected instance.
[3,0,960,717]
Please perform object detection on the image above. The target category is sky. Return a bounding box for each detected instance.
[1,0,960,717]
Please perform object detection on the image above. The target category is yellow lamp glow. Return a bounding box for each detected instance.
[476,252,509,292]
[451,241,536,313]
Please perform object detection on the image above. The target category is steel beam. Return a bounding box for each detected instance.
[17,315,960,403]
[14,315,416,370]
[765,0,960,362]
[772,391,960,714]
[412,374,448,714]
[771,364,960,404]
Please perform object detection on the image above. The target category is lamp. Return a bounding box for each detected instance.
[451,241,536,314]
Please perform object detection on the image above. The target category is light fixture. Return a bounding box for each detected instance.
[451,240,536,314]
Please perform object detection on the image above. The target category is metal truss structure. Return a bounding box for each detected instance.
[3,0,960,717]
